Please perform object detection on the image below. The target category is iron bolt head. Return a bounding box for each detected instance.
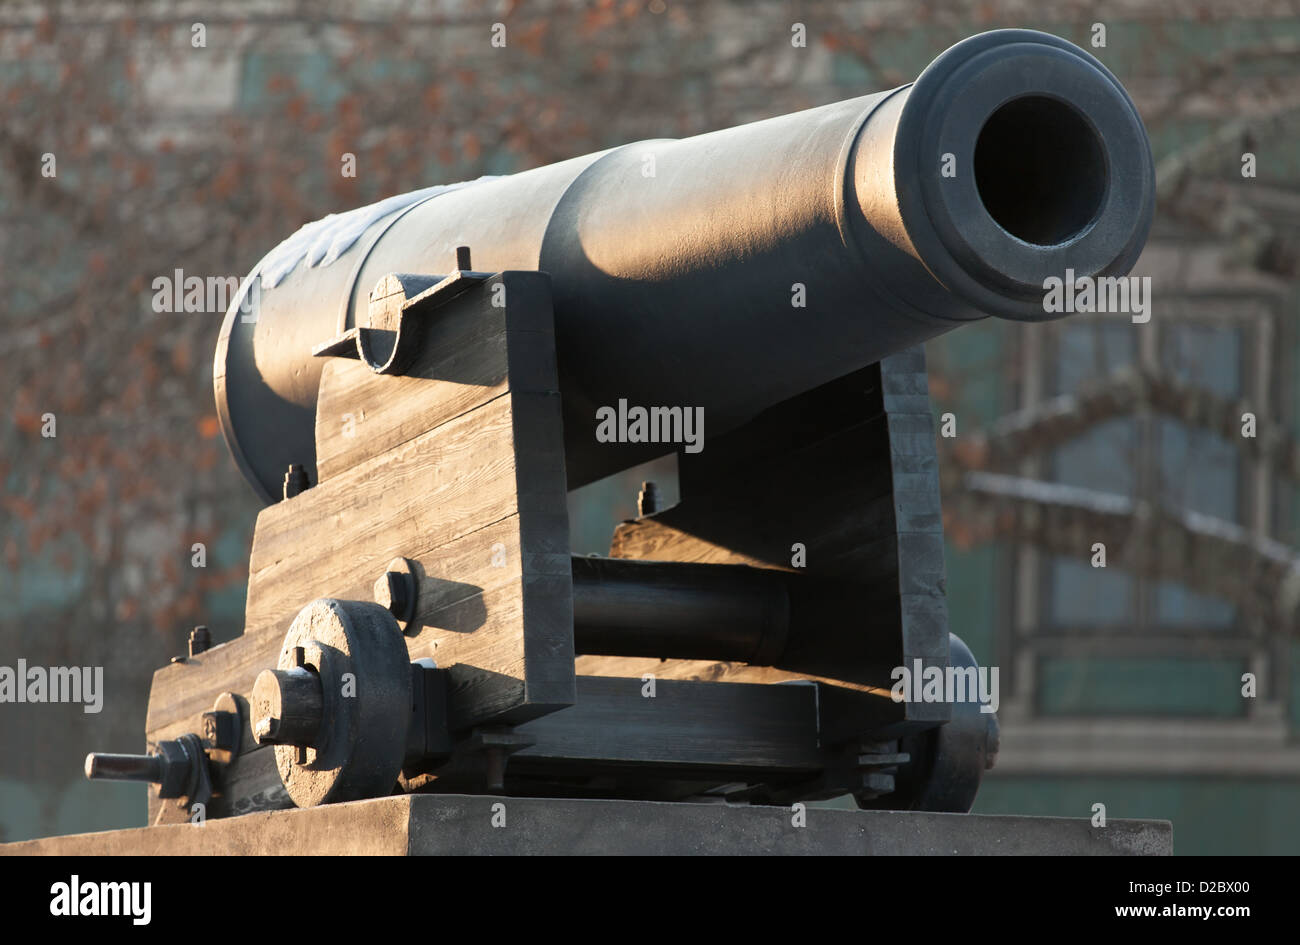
[188,625,212,657]
[201,710,239,752]
[253,716,280,745]
[374,571,405,614]
[637,480,659,517]
[283,464,309,500]
[373,559,417,624]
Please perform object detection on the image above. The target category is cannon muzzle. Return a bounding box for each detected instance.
[216,28,1154,497]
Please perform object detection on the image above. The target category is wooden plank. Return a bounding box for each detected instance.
[513,676,825,772]
[148,746,290,825]
[247,280,567,647]
[143,575,565,819]
[249,392,516,608]
[314,271,557,481]
[314,331,510,482]
[150,273,574,778]
[149,514,575,740]
[147,634,281,746]
[148,516,529,744]
[245,390,577,658]
[576,653,880,690]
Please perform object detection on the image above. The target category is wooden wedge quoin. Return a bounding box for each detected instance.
[79,28,1156,828]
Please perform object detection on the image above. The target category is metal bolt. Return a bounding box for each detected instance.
[637,480,659,517]
[251,667,323,748]
[373,558,417,625]
[85,752,164,784]
[188,625,211,657]
[375,573,409,619]
[485,747,507,792]
[253,716,279,743]
[283,464,309,500]
[469,727,534,793]
[85,734,207,800]
[201,709,239,752]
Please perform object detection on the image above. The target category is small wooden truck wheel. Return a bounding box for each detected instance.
[256,599,412,808]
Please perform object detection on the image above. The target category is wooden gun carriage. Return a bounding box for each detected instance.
[84,29,1155,828]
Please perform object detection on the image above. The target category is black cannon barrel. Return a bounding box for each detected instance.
[216,28,1154,499]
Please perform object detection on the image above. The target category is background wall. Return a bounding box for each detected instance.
[2,0,1298,852]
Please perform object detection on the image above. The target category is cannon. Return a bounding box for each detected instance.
[88,29,1154,822]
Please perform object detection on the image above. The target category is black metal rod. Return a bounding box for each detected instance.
[84,752,163,783]
[571,556,790,664]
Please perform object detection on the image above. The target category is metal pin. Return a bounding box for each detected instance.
[84,752,164,784]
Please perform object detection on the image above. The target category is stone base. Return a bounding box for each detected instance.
[1,794,1172,855]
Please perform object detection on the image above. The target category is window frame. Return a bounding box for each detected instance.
[990,267,1298,774]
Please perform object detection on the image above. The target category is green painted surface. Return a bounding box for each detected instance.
[925,321,1006,426]
[1291,642,1300,732]
[1038,658,1248,717]
[944,544,999,665]
[0,778,143,845]
[0,544,89,620]
[927,314,1005,670]
[975,777,1300,855]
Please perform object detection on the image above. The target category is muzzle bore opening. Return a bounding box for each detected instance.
[973,95,1108,247]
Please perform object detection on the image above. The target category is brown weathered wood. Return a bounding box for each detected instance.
[314,270,557,482]
[246,393,520,641]
[313,311,508,481]
[576,654,831,686]
[148,273,574,779]
[147,517,566,746]
[147,636,279,746]
[512,676,824,773]
[148,745,290,825]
